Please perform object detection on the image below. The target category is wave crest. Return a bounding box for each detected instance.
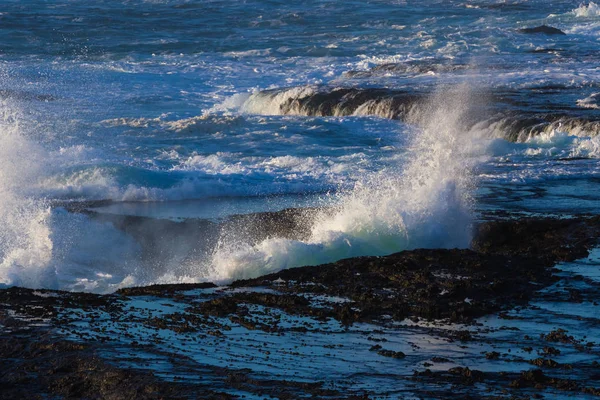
[573,2,600,17]
[240,85,600,142]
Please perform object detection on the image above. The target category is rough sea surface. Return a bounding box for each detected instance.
[1,0,600,292]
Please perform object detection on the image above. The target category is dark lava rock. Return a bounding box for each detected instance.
[232,248,556,323]
[518,25,566,35]
[0,330,230,400]
[510,369,547,388]
[377,349,406,359]
[529,358,562,368]
[224,207,320,243]
[527,47,564,54]
[541,329,576,344]
[472,216,600,263]
[540,346,561,356]
[117,282,217,297]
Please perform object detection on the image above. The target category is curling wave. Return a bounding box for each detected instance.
[241,86,424,120]
[240,85,600,141]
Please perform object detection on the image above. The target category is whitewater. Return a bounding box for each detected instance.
[0,0,599,292]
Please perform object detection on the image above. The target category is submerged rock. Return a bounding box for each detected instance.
[518,25,566,35]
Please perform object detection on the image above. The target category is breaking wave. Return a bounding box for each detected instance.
[241,86,423,120]
[573,2,600,17]
[470,115,600,142]
[577,93,600,110]
[240,85,600,141]
[207,85,479,282]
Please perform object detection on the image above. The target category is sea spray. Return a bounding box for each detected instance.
[0,100,55,288]
[573,1,600,17]
[207,85,481,282]
[0,100,144,292]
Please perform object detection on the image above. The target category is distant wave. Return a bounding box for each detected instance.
[344,60,471,78]
[577,93,600,110]
[240,85,600,141]
[573,2,600,17]
[241,86,424,119]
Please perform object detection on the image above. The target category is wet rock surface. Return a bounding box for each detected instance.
[518,25,567,35]
[231,248,555,323]
[1,215,600,398]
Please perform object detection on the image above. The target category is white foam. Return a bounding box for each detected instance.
[573,2,600,17]
[101,113,245,133]
[224,49,272,58]
[241,86,317,115]
[526,130,600,159]
[577,93,600,109]
[172,152,352,180]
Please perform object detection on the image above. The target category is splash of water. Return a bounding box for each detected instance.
[207,85,480,282]
[0,100,146,292]
[0,100,55,288]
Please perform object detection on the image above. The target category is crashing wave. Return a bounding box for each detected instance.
[242,86,424,119]
[208,86,478,282]
[573,1,600,17]
[470,115,600,142]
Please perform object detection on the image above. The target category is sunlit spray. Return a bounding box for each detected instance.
[207,84,481,282]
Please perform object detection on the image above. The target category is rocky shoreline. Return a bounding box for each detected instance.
[1,214,600,399]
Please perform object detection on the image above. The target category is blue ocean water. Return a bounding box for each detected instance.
[0,0,599,291]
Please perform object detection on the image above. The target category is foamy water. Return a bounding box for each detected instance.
[0,0,599,292]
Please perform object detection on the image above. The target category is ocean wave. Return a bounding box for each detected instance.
[241,86,319,116]
[345,60,470,78]
[470,115,600,142]
[0,101,53,289]
[0,101,134,292]
[172,153,354,178]
[224,49,273,58]
[525,131,600,159]
[577,93,600,110]
[573,2,600,17]
[101,114,246,133]
[37,168,337,203]
[241,86,423,119]
[0,103,219,291]
[239,85,600,142]
[207,86,479,282]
